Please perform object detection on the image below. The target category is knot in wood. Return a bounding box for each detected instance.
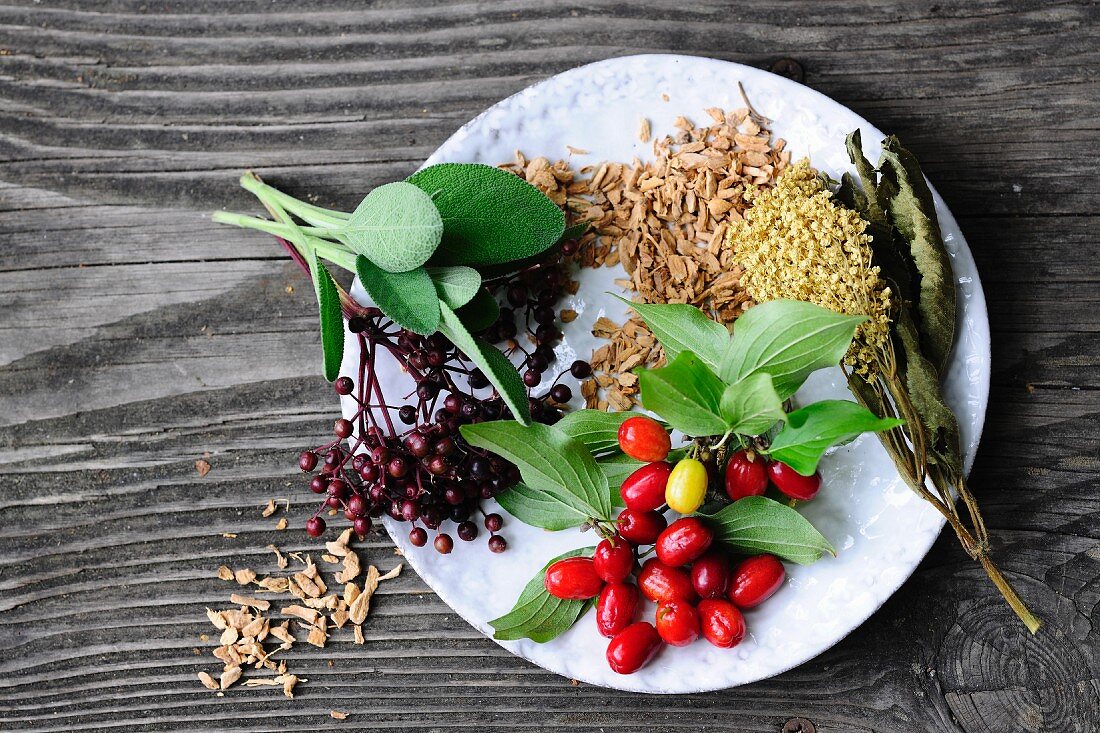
[781,717,815,733]
[769,58,805,83]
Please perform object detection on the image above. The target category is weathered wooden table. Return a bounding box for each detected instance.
[2,2,1097,731]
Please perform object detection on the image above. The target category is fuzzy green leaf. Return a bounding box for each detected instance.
[638,351,728,437]
[719,372,787,436]
[702,496,834,566]
[496,483,590,531]
[355,256,440,336]
[438,302,529,424]
[306,247,345,382]
[342,182,443,273]
[878,136,957,374]
[428,266,482,309]
[768,400,905,476]
[489,547,595,642]
[460,421,611,521]
[719,300,865,400]
[408,163,565,267]
[454,288,500,333]
[616,297,728,372]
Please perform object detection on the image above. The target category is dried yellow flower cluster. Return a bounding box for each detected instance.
[727,160,892,374]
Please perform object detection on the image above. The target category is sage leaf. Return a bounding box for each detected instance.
[407,163,565,267]
[496,482,590,531]
[454,288,500,333]
[460,421,611,521]
[555,409,635,456]
[702,496,834,565]
[638,352,728,437]
[719,372,786,436]
[894,305,963,476]
[428,265,481,309]
[438,302,529,425]
[343,182,443,273]
[768,400,905,476]
[307,247,345,382]
[490,547,595,642]
[355,256,440,336]
[718,299,865,400]
[878,136,957,374]
[616,296,728,371]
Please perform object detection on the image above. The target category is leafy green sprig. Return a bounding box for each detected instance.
[214,164,575,424]
[463,298,902,643]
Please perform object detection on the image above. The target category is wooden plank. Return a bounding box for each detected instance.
[0,1,1097,731]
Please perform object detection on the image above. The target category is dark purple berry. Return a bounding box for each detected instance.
[334,376,354,395]
[399,405,418,424]
[305,516,326,537]
[388,457,409,479]
[299,452,318,472]
[550,384,572,403]
[506,284,528,307]
[333,418,353,439]
[353,517,371,537]
[457,521,478,542]
[409,527,428,547]
[485,513,503,532]
[310,475,328,494]
[327,479,348,500]
[359,463,379,482]
[570,360,592,379]
[346,494,367,517]
[523,369,542,388]
[434,533,454,554]
[400,500,420,522]
[488,535,507,553]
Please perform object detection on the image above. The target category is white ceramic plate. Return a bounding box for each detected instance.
[340,54,989,693]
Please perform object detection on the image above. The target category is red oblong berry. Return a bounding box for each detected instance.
[655,599,701,647]
[697,599,746,648]
[544,557,604,600]
[596,582,640,638]
[691,549,732,599]
[655,517,714,567]
[593,537,635,583]
[606,621,662,674]
[621,461,673,512]
[767,461,822,501]
[724,449,769,501]
[617,416,671,462]
[637,557,697,604]
[617,508,667,546]
[729,554,786,609]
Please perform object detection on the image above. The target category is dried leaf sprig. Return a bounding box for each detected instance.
[728,135,1040,633]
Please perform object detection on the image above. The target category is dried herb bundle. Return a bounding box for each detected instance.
[730,132,1040,632]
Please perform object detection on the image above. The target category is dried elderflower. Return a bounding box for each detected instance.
[727,160,892,374]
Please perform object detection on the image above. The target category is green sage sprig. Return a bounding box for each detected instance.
[214,163,571,424]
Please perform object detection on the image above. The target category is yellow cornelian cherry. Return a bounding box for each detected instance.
[665,458,708,514]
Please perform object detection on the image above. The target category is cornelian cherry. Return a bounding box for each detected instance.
[544,557,604,600]
[620,461,673,512]
[655,517,713,567]
[593,537,635,583]
[596,582,640,638]
[606,622,662,674]
[691,549,732,599]
[729,554,786,608]
[617,508,667,546]
[697,599,746,648]
[724,449,769,501]
[637,557,696,604]
[617,416,671,462]
[655,599,700,647]
[768,461,822,501]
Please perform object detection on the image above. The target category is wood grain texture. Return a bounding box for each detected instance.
[1,1,1097,731]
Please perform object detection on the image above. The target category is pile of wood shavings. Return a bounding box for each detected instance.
[197,528,402,697]
[503,102,789,409]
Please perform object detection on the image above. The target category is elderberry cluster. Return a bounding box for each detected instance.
[296,263,591,554]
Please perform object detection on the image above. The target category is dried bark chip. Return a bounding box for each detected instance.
[220,665,242,690]
[197,671,219,690]
[206,608,228,630]
[217,565,234,581]
[353,625,365,645]
[234,568,256,586]
[195,459,212,477]
[278,673,299,698]
[230,594,271,611]
[336,552,361,584]
[275,518,288,531]
[378,563,403,582]
[638,117,651,143]
[269,623,295,645]
[261,499,277,518]
[219,627,239,646]
[266,545,289,569]
[331,711,349,720]
[281,605,320,624]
